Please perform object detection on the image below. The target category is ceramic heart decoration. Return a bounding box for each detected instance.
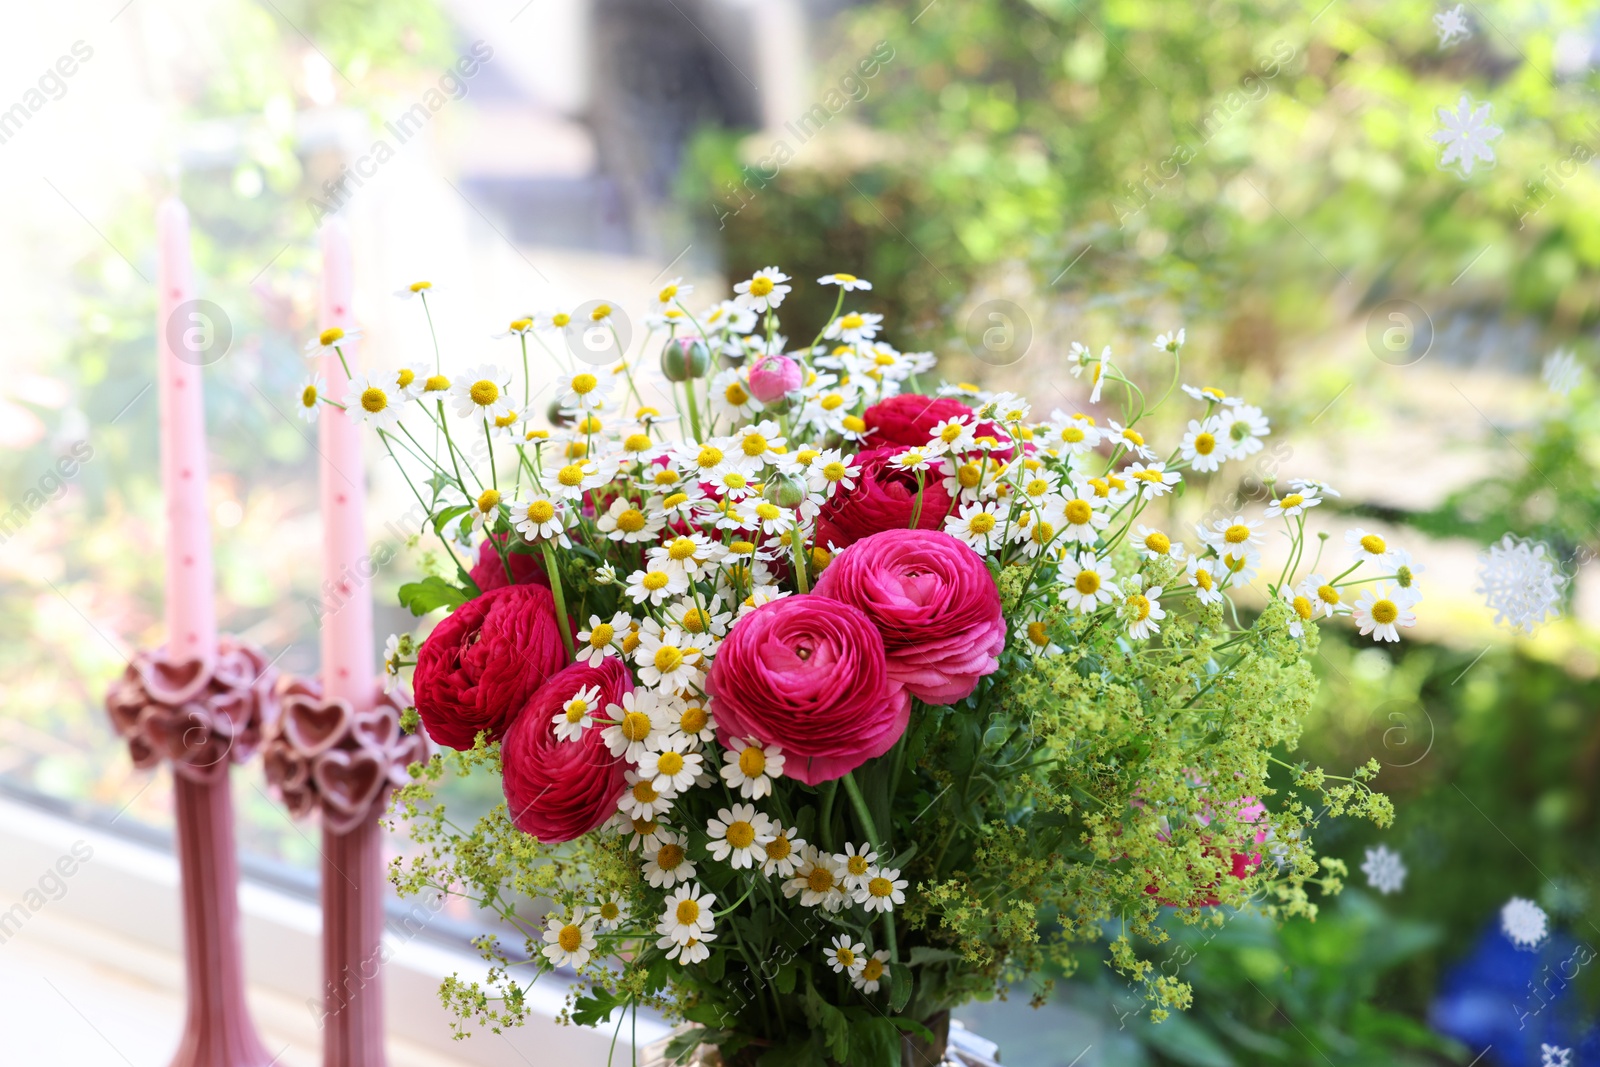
[282,695,351,757]
[350,708,400,755]
[138,651,212,706]
[312,748,385,817]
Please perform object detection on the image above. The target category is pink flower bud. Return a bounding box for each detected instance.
[747,353,803,404]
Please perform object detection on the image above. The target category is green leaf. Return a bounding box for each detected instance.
[758,1037,826,1067]
[773,963,797,995]
[663,1027,714,1065]
[430,504,471,534]
[848,1015,901,1067]
[803,983,851,1063]
[569,987,622,1029]
[889,964,913,1012]
[397,576,468,615]
[907,947,964,966]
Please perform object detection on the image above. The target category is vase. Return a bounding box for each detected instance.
[636,1012,1002,1067]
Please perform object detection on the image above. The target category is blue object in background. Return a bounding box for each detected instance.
[1429,920,1598,1066]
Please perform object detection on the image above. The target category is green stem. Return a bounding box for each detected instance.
[539,542,578,659]
[840,772,899,994]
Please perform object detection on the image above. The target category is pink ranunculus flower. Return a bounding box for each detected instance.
[746,353,803,404]
[811,528,1005,704]
[704,594,909,785]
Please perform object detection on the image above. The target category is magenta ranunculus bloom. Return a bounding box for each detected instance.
[413,583,569,750]
[815,446,955,549]
[501,658,631,842]
[812,528,1005,705]
[747,353,803,404]
[705,594,910,785]
[468,534,549,593]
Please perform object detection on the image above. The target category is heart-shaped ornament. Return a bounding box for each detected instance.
[282,695,351,757]
[312,748,385,817]
[351,708,400,755]
[138,651,212,706]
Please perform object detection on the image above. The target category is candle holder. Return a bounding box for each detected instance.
[104,637,280,1067]
[261,675,427,1067]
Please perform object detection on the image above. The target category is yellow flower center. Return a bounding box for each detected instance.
[495,411,519,429]
[675,899,700,924]
[409,281,432,292]
[566,440,589,460]
[1224,523,1251,544]
[756,503,781,521]
[396,368,416,389]
[835,947,856,967]
[591,304,612,322]
[557,464,585,487]
[811,545,832,569]
[1371,599,1398,624]
[615,508,646,533]
[552,312,571,328]
[765,834,791,860]
[842,415,866,433]
[509,317,531,332]
[527,500,555,523]
[663,492,689,509]
[653,646,684,673]
[622,628,642,654]
[1065,500,1092,525]
[1062,426,1085,444]
[624,433,652,452]
[1027,621,1050,646]
[658,284,678,303]
[833,273,856,282]
[742,434,768,457]
[632,816,658,836]
[599,901,620,921]
[748,276,774,297]
[1196,569,1214,591]
[1122,428,1145,446]
[622,711,653,741]
[588,623,614,648]
[641,571,670,591]
[424,375,450,392]
[668,537,698,561]
[360,387,387,413]
[807,867,835,892]
[577,415,602,434]
[571,373,598,394]
[820,462,847,483]
[1292,595,1314,621]
[861,958,884,981]
[656,843,684,870]
[1361,534,1387,555]
[1193,432,1216,455]
[631,779,658,803]
[681,608,711,634]
[1031,521,1055,544]
[1317,584,1340,605]
[847,855,869,876]
[470,380,499,406]
[680,705,709,734]
[656,751,685,776]
[318,327,344,346]
[739,747,766,777]
[725,382,749,405]
[723,472,748,491]
[565,700,588,723]
[868,876,894,898]
[697,445,724,468]
[654,469,680,486]
[839,313,864,329]
[1075,571,1101,595]
[557,925,582,952]
[1144,532,1170,554]
[725,821,756,849]
[301,385,318,408]
[967,512,997,535]
[1279,493,1304,509]
[1126,593,1151,621]
[476,489,500,512]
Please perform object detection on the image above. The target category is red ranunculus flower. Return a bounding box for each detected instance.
[705,594,909,785]
[468,534,549,593]
[812,528,1005,704]
[501,658,631,842]
[815,446,955,549]
[413,583,568,750]
[863,394,1004,450]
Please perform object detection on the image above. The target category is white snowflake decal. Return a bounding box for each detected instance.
[1435,5,1472,49]
[1501,896,1549,949]
[1433,94,1502,178]
[1543,348,1582,396]
[1542,1044,1572,1067]
[1361,845,1407,895]
[1476,535,1566,635]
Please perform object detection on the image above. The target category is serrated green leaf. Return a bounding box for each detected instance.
[907,947,964,966]
[397,576,468,615]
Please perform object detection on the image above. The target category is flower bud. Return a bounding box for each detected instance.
[764,473,808,509]
[747,353,803,404]
[660,336,711,382]
[546,398,574,427]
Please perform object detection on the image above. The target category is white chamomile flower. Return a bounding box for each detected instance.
[1136,525,1182,561]
[551,684,601,742]
[1046,412,1101,456]
[1299,573,1349,618]
[296,374,325,423]
[836,843,878,891]
[660,933,714,965]
[721,738,785,799]
[643,829,696,888]
[759,823,806,878]
[601,689,663,762]
[1018,612,1063,657]
[304,325,364,358]
[1054,493,1108,546]
[702,299,757,336]
[1345,527,1397,567]
[855,866,908,914]
[492,315,534,340]
[618,768,676,820]
[1153,328,1185,353]
[823,310,883,344]
[1202,515,1264,554]
[1127,461,1181,498]
[650,532,726,579]
[1501,896,1548,949]
[1218,403,1270,458]
[469,489,503,533]
[1180,417,1226,473]
[626,566,688,606]
[1079,470,1135,508]
[854,950,891,994]
[576,612,630,666]
[1186,555,1224,605]
[1181,383,1238,406]
[558,370,612,413]
[541,909,597,969]
[783,846,846,911]
[1288,477,1340,499]
[825,934,866,977]
[596,496,665,543]
[945,501,1007,554]
[1215,546,1260,586]
[636,735,704,793]
[1361,845,1407,895]
[710,368,762,423]
[730,420,787,466]
[706,803,775,869]
[342,371,403,430]
[594,895,629,932]
[381,633,410,693]
[654,276,693,309]
[808,450,859,498]
[666,699,717,746]
[1352,584,1419,643]
[1105,420,1156,461]
[733,266,791,311]
[613,811,666,853]
[1265,487,1321,518]
[509,496,570,545]
[1279,584,1316,638]
[1121,584,1166,640]
[657,883,716,945]
[393,280,435,301]
[818,272,872,291]
[1058,554,1121,611]
[634,625,706,691]
[450,364,513,421]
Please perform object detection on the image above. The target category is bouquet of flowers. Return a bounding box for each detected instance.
[309,267,1408,1066]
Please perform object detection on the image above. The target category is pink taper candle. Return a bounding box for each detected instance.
[315,217,391,1067]
[157,198,217,668]
[154,197,275,1067]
